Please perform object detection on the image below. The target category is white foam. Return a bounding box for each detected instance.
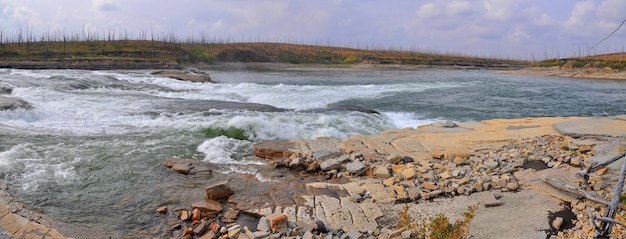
[382,112,436,129]
[196,136,257,164]
[219,165,273,182]
[0,143,77,191]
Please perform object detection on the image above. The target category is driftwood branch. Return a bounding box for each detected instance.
[590,152,626,173]
[543,176,624,209]
[593,216,626,230]
[595,152,626,238]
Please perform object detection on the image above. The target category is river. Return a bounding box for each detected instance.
[0,66,624,237]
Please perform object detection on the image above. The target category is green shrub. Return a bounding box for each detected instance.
[531,58,566,67]
[397,204,477,239]
[572,60,588,68]
[200,126,249,140]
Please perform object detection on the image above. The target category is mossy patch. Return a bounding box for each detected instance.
[200,126,249,140]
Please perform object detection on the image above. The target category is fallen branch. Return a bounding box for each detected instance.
[542,176,624,209]
[595,151,626,238]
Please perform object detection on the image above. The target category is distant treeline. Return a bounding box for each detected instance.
[0,27,617,69]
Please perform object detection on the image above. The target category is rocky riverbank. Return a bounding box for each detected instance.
[498,66,626,80]
[0,60,182,70]
[0,116,624,238]
[148,116,626,239]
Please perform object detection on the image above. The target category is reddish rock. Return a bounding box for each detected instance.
[223,208,239,220]
[421,182,438,191]
[268,213,288,233]
[182,227,194,236]
[209,222,220,232]
[205,181,234,200]
[192,208,201,222]
[192,200,223,218]
[180,210,191,221]
[199,231,217,239]
[156,206,167,214]
[306,160,320,172]
[172,162,193,174]
[163,157,212,175]
[253,140,294,159]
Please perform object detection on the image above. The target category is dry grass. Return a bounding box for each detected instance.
[0,40,529,67]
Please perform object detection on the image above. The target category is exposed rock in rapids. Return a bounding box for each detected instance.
[205,180,234,201]
[0,86,12,95]
[191,199,223,218]
[154,98,287,114]
[0,96,33,111]
[152,69,214,83]
[253,140,295,160]
[163,157,212,175]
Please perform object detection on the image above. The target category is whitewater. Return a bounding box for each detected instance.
[0,66,624,236]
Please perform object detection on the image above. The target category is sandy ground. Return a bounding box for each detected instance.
[497,66,626,80]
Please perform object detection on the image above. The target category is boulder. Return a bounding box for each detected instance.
[320,158,341,171]
[192,208,201,222]
[163,157,212,175]
[205,180,234,200]
[421,182,438,191]
[401,167,416,180]
[152,69,214,83]
[257,217,271,232]
[192,200,223,218]
[373,166,390,178]
[156,206,167,214]
[267,213,288,233]
[346,161,366,175]
[0,96,33,111]
[253,140,295,159]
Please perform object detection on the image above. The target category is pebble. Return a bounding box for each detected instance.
[552,217,564,230]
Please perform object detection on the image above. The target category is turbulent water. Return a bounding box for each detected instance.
[0,66,624,236]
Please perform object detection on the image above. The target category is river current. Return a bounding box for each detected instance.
[0,66,624,236]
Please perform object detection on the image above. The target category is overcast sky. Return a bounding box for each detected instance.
[0,0,625,59]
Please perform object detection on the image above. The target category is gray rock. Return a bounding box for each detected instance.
[192,221,207,235]
[337,155,351,163]
[320,158,341,171]
[346,231,363,239]
[483,161,499,169]
[257,216,271,232]
[346,161,366,175]
[253,231,270,239]
[442,120,457,128]
[290,157,302,167]
[401,229,413,239]
[0,96,33,111]
[302,231,314,239]
[0,87,11,95]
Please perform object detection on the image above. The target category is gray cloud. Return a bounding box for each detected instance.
[0,0,624,59]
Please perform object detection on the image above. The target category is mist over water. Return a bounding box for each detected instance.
[0,66,625,236]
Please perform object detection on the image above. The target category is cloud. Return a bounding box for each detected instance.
[445,1,472,17]
[416,3,440,19]
[93,0,118,12]
[509,25,530,42]
[597,0,626,21]
[482,0,519,20]
[564,0,596,31]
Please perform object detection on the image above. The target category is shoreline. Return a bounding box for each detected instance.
[0,115,624,238]
[2,60,624,80]
[497,66,626,80]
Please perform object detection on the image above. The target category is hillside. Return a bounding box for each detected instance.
[0,40,529,69]
[532,52,626,70]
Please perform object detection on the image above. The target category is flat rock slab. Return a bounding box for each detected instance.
[481,192,502,207]
[554,116,626,138]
